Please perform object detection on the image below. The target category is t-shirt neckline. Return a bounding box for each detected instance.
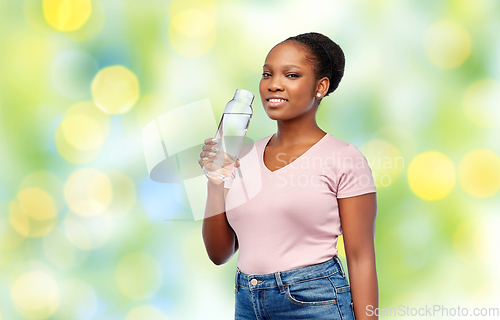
[261,132,330,174]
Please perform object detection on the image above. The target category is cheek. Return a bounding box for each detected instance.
[259,79,265,93]
[290,81,311,100]
[259,80,267,100]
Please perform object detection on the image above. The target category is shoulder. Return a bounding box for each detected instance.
[322,133,363,157]
[323,133,350,149]
[324,134,366,155]
[320,134,372,175]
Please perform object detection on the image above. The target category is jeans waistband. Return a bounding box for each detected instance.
[235,256,345,293]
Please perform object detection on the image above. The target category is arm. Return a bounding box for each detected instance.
[201,182,239,265]
[338,192,378,320]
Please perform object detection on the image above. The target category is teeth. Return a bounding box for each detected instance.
[269,99,287,103]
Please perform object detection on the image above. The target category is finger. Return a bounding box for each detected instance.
[204,137,220,145]
[198,155,212,169]
[203,145,219,152]
[202,150,219,158]
[199,152,213,160]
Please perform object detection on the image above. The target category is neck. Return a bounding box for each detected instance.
[271,106,326,148]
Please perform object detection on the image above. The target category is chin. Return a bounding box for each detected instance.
[265,110,293,121]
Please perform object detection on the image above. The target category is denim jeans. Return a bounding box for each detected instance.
[234,256,355,320]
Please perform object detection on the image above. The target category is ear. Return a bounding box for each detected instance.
[316,76,330,97]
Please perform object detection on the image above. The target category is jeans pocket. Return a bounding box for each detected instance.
[285,276,337,306]
[335,286,355,320]
[327,270,355,320]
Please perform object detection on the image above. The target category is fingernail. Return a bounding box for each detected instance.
[211,146,218,151]
[202,157,209,160]
[209,152,216,156]
[212,139,219,143]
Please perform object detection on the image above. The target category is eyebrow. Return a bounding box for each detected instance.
[263,64,302,69]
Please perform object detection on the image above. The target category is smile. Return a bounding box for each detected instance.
[267,98,288,108]
[268,98,287,103]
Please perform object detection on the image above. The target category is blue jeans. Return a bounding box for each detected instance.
[235,256,355,320]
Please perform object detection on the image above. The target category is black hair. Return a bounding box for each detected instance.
[282,32,345,97]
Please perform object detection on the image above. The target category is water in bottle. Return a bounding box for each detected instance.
[203,89,254,181]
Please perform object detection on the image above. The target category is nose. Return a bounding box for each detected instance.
[268,76,284,92]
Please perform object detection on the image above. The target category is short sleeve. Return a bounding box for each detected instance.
[336,143,377,199]
[223,164,237,189]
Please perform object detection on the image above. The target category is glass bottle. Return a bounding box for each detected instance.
[203,89,254,181]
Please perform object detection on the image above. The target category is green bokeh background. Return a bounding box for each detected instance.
[1,0,499,319]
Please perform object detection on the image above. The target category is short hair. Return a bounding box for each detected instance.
[282,32,345,97]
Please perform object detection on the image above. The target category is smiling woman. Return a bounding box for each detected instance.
[200,32,378,320]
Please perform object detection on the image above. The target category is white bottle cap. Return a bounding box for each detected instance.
[234,89,254,105]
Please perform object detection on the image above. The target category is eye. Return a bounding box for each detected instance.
[262,72,271,77]
[287,73,299,78]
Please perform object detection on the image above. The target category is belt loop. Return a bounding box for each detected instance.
[235,268,240,292]
[334,255,346,278]
[274,271,285,294]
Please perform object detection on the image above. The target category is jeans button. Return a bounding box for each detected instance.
[250,279,257,285]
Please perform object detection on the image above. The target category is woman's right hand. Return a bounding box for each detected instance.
[199,137,240,185]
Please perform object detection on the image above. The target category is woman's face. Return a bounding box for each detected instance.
[259,41,319,121]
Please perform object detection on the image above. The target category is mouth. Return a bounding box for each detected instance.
[266,98,288,108]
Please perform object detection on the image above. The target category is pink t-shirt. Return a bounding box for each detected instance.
[224,133,376,274]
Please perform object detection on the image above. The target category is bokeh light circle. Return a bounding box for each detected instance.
[463,79,500,128]
[64,168,112,217]
[53,278,98,320]
[407,151,456,201]
[9,201,32,238]
[43,0,92,32]
[453,219,488,266]
[9,188,58,238]
[91,65,140,114]
[459,149,500,198]
[423,20,471,69]
[55,101,109,164]
[107,171,137,218]
[167,0,217,58]
[18,188,57,220]
[63,210,114,250]
[19,171,65,212]
[61,114,104,150]
[171,9,214,38]
[115,252,163,300]
[43,226,89,269]
[11,271,60,320]
[0,209,25,249]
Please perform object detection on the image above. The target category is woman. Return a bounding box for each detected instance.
[199,32,378,320]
